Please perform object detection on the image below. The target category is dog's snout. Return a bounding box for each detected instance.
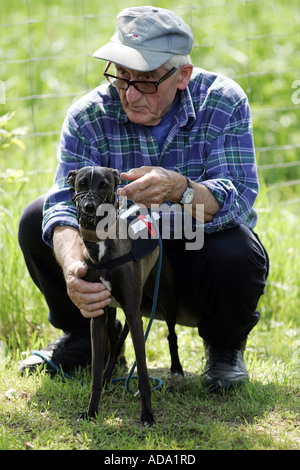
[82,199,97,215]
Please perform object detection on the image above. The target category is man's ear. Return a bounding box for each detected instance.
[177,64,193,91]
[66,170,78,188]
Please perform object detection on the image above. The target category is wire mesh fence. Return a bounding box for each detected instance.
[1,0,300,206]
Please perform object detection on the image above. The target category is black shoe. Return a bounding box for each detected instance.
[18,321,126,375]
[202,339,249,390]
[18,333,92,374]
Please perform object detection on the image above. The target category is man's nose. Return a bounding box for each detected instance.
[126,84,143,102]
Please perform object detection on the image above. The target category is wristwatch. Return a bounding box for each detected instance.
[179,177,194,204]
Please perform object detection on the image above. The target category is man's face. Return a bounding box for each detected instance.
[115,64,192,127]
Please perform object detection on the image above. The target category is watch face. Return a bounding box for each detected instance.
[184,190,194,204]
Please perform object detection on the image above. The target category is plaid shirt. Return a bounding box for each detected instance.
[42,67,258,246]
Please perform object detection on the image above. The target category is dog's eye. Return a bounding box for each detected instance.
[98,181,108,190]
[78,178,88,189]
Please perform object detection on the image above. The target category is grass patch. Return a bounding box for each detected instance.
[1,342,299,451]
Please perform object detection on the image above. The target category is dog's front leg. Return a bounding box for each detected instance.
[85,313,107,419]
[128,314,155,426]
[103,321,129,385]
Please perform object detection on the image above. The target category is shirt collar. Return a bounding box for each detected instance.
[177,86,196,129]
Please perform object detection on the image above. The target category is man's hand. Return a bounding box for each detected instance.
[53,226,112,318]
[118,166,220,222]
[118,166,186,206]
[65,260,112,318]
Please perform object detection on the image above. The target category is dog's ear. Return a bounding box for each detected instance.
[109,168,121,188]
[66,170,78,189]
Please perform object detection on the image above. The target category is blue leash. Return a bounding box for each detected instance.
[31,350,85,384]
[32,210,163,393]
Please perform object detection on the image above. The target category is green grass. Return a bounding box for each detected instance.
[0,318,299,450]
[0,0,299,451]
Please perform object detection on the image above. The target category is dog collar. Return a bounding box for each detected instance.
[84,237,159,271]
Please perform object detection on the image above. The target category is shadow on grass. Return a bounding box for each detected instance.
[18,364,298,450]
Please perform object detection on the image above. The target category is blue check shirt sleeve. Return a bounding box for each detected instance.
[199,95,258,232]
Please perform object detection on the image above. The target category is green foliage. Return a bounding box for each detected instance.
[0,112,27,150]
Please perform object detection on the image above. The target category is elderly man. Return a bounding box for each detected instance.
[18,6,269,389]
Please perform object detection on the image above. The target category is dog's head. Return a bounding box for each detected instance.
[67,166,121,230]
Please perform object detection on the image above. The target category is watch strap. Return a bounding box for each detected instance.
[180,176,194,204]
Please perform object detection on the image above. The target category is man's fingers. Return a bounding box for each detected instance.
[79,296,112,318]
[66,268,112,318]
[70,275,104,294]
[120,166,152,181]
[73,263,88,278]
[118,172,156,201]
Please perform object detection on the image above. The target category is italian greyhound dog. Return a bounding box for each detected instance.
[67,165,183,426]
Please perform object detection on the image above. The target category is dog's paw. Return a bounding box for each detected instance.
[77,412,89,421]
[141,413,155,427]
[171,365,184,376]
[77,411,97,422]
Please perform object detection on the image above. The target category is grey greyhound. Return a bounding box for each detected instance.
[67,165,183,426]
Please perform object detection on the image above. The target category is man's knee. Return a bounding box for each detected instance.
[204,225,268,288]
[18,195,45,253]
